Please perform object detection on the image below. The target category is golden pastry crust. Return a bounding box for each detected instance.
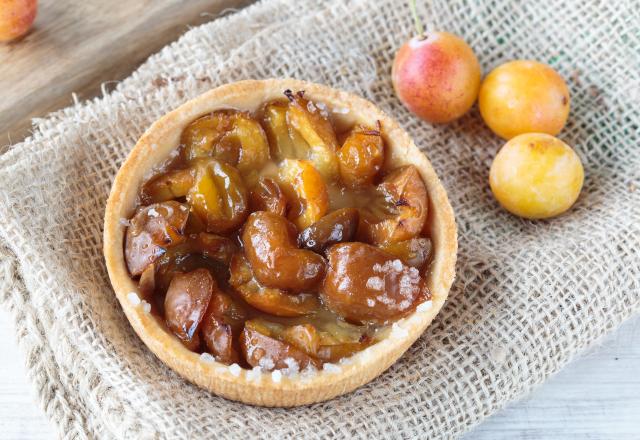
[103,79,457,407]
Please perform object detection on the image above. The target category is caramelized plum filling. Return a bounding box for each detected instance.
[125,201,189,276]
[241,321,322,372]
[249,177,287,217]
[337,123,385,188]
[201,291,247,364]
[358,165,429,245]
[298,208,359,254]
[187,159,249,233]
[241,211,326,292]
[229,253,321,317]
[321,243,428,324]
[124,90,433,372]
[164,268,214,342]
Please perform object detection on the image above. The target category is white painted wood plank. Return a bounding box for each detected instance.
[0,308,55,440]
[465,314,640,439]
[1,307,639,439]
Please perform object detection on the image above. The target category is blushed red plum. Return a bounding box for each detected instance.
[392,31,481,123]
[0,0,37,42]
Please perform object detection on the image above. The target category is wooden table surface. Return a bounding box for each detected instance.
[0,0,251,147]
[1,1,639,438]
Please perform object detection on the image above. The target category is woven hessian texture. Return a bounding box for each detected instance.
[1,0,639,438]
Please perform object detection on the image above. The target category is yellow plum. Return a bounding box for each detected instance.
[490,133,584,219]
[479,60,570,139]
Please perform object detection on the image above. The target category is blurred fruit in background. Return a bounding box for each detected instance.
[0,0,37,42]
[392,0,481,123]
[489,133,584,219]
[479,60,570,139]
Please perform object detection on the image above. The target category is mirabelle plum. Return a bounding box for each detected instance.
[337,123,385,188]
[153,232,238,293]
[285,90,340,180]
[489,133,584,219]
[182,111,270,172]
[231,114,271,173]
[281,323,320,356]
[141,168,195,204]
[288,321,371,362]
[240,319,370,365]
[164,268,214,342]
[241,211,326,292]
[278,159,329,230]
[321,243,429,324]
[298,208,359,254]
[317,341,371,363]
[187,159,249,233]
[125,201,189,276]
[240,320,322,371]
[0,0,37,42]
[479,60,570,139]
[229,253,321,317]
[392,31,481,123]
[262,100,310,161]
[201,291,247,364]
[358,165,428,244]
[378,237,431,269]
[249,177,287,217]
[181,111,234,161]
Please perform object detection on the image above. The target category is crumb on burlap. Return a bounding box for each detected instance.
[570,69,581,86]
[587,84,601,98]
[152,75,187,88]
[152,77,168,88]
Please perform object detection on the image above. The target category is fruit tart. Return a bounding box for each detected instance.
[104,79,457,406]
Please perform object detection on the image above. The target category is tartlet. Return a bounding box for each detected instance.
[103,79,457,406]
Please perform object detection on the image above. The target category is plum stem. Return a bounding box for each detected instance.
[409,0,425,37]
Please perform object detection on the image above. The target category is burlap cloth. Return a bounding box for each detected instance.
[1,0,639,438]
